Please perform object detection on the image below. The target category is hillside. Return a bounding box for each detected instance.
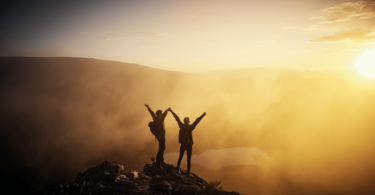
[2,57,375,194]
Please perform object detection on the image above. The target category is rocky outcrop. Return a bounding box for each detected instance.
[34,160,240,195]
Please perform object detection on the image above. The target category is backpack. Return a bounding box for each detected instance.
[148,121,160,137]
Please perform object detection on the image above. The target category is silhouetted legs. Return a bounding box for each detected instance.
[176,144,193,175]
[156,138,166,168]
[176,144,185,172]
[186,144,192,175]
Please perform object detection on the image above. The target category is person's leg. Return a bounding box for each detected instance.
[176,144,186,173]
[156,141,160,163]
[186,144,193,175]
[156,140,161,163]
[161,140,166,164]
[156,139,165,168]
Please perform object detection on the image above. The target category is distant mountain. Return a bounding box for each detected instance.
[2,57,375,195]
[0,57,205,188]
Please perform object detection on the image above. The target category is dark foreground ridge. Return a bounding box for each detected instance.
[34,160,240,195]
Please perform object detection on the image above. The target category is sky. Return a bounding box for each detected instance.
[0,0,374,72]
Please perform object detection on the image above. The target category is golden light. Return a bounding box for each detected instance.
[355,48,375,78]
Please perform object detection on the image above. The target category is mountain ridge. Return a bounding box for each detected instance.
[34,160,241,195]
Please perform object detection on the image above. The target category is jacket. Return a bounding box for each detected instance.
[171,112,205,145]
[147,107,168,140]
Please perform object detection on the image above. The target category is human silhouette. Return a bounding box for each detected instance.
[170,109,206,176]
[145,104,170,169]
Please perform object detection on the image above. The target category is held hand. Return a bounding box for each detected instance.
[167,107,172,112]
[202,112,206,117]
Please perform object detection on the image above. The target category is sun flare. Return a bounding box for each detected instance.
[355,48,375,78]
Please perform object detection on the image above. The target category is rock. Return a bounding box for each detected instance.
[33,160,241,195]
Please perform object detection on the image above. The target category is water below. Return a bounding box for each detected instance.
[164,147,272,169]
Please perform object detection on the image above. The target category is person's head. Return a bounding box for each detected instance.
[156,110,162,117]
[183,117,190,124]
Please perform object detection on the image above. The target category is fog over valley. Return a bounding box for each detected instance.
[1,57,375,195]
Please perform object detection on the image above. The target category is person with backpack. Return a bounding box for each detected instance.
[145,103,170,169]
[169,109,206,176]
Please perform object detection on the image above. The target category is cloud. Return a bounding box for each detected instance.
[257,40,277,44]
[164,147,272,170]
[135,31,166,38]
[322,48,359,54]
[76,32,126,40]
[289,50,310,54]
[137,45,158,48]
[312,0,375,23]
[283,25,319,31]
[105,33,126,40]
[82,31,168,40]
[310,28,375,43]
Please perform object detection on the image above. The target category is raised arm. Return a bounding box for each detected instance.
[170,109,183,127]
[145,103,156,120]
[161,107,170,121]
[191,112,206,130]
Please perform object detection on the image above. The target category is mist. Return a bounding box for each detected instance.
[1,57,375,194]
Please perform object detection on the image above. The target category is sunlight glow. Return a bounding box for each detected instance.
[355,48,375,78]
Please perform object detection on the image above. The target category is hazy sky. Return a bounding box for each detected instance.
[0,0,374,71]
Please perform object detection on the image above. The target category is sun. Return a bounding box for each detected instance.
[355,48,375,78]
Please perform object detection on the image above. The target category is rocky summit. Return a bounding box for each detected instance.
[34,160,240,195]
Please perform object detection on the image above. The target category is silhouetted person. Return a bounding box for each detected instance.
[145,104,170,169]
[170,109,206,176]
